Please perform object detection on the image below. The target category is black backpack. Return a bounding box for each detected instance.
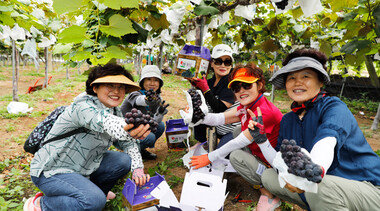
[24,106,87,154]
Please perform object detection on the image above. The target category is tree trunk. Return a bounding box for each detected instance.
[195,16,206,46]
[371,103,380,130]
[44,47,49,88]
[12,39,19,102]
[148,49,152,65]
[66,66,69,79]
[77,62,81,75]
[365,55,380,88]
[158,42,164,70]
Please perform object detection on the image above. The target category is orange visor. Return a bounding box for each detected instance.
[228,68,259,88]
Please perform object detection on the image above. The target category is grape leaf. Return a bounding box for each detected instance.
[100,14,136,37]
[341,40,371,54]
[53,43,73,54]
[329,0,359,12]
[53,0,82,15]
[101,0,139,10]
[70,51,92,62]
[193,2,219,16]
[58,25,87,44]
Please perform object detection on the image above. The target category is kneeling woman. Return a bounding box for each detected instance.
[25,64,151,211]
[253,48,380,210]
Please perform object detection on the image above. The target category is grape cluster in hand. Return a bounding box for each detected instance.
[280,139,323,183]
[188,88,205,123]
[146,89,159,102]
[275,0,288,10]
[125,108,158,132]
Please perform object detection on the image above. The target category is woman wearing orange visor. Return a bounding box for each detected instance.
[189,63,283,210]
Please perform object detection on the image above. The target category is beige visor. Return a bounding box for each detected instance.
[90,75,140,92]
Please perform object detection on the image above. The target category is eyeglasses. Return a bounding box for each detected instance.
[213,58,232,66]
[103,84,126,92]
[230,82,253,93]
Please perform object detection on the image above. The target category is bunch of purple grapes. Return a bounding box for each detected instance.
[275,0,288,10]
[124,108,158,132]
[280,139,323,183]
[146,89,159,102]
[188,88,205,123]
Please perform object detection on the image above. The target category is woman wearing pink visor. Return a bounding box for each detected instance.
[189,63,283,210]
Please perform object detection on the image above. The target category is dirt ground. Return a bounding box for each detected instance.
[1,65,379,210]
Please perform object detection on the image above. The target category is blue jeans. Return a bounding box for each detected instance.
[31,151,131,211]
[216,132,234,149]
[139,121,165,150]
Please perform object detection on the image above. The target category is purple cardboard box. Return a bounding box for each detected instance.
[122,173,165,211]
[165,119,188,149]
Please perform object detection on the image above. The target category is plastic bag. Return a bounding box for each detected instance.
[272,150,318,193]
[7,101,33,114]
[179,89,208,127]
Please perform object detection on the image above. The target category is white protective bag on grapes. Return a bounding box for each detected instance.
[272,149,318,193]
[179,89,208,127]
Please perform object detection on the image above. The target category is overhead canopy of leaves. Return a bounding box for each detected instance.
[101,0,139,10]
[100,14,137,37]
[58,25,87,44]
[194,2,219,16]
[53,0,83,15]
[341,40,372,54]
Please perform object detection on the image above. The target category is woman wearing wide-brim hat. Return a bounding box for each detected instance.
[25,63,151,211]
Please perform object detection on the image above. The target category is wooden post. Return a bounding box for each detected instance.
[44,47,49,88]
[195,16,206,46]
[12,39,19,102]
[371,104,380,130]
[158,42,164,70]
[66,65,69,79]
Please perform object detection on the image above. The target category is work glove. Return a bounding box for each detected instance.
[192,76,210,93]
[247,107,267,144]
[189,154,211,169]
[153,100,169,123]
[132,168,150,186]
[145,89,161,113]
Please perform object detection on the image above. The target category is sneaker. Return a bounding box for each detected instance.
[141,149,157,160]
[23,192,43,211]
[106,191,116,200]
[254,195,281,211]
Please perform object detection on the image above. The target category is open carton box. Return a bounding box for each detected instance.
[150,143,229,211]
[122,173,165,211]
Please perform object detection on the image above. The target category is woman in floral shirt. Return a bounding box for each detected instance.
[24,64,151,211]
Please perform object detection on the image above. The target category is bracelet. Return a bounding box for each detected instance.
[203,89,211,94]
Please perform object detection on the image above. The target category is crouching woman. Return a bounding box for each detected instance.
[24,64,151,211]
[253,48,380,210]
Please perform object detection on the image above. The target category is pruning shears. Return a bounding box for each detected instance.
[232,191,253,204]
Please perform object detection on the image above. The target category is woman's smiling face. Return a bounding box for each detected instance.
[143,77,160,92]
[93,83,126,108]
[211,55,233,77]
[233,82,262,106]
[285,68,323,104]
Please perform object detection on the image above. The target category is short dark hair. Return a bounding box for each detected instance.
[85,63,134,96]
[282,48,328,83]
[229,62,266,94]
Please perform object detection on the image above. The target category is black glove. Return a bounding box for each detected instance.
[248,114,267,144]
[145,89,161,112]
[154,100,169,122]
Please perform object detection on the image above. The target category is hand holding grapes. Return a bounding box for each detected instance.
[145,89,161,112]
[124,123,150,140]
[188,88,205,123]
[280,139,324,184]
[247,107,267,144]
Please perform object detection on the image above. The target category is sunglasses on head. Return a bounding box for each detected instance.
[213,58,232,66]
[230,82,254,93]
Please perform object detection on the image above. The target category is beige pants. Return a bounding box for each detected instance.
[262,168,380,211]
